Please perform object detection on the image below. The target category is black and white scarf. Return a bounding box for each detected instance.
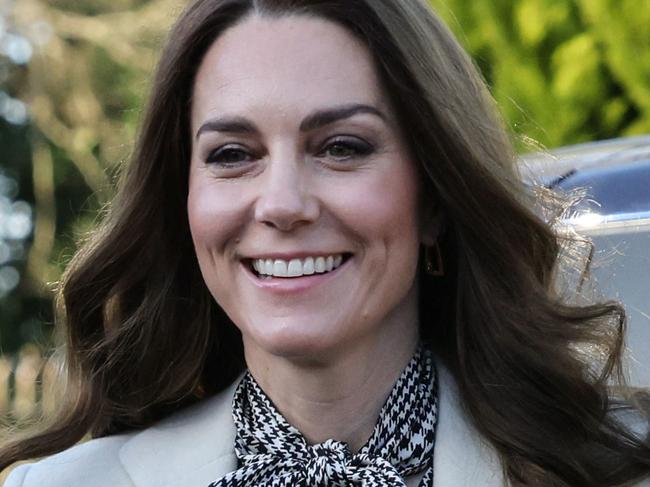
[209,345,438,487]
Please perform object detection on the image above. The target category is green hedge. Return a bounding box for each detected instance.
[430,0,650,150]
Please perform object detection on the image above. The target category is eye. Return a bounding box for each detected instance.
[206,145,254,167]
[318,137,374,161]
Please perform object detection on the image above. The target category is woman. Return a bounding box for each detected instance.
[2,0,649,485]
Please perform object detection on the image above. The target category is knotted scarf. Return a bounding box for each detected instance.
[209,345,438,486]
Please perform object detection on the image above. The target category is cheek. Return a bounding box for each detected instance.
[186,178,249,308]
[331,162,421,251]
[365,165,420,284]
[187,182,244,307]
[187,177,243,253]
[334,162,421,328]
[187,186,218,254]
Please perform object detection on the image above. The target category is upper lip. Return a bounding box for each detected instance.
[241,251,351,261]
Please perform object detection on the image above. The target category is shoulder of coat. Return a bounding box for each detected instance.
[3,377,241,487]
[2,434,135,487]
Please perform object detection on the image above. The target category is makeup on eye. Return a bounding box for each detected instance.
[206,144,255,166]
[315,136,374,161]
[203,135,375,167]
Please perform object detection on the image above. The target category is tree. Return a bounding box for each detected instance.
[0,0,175,352]
[430,0,650,150]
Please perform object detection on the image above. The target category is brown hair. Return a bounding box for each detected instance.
[2,0,649,484]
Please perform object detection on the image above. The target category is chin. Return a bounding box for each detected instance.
[244,319,347,362]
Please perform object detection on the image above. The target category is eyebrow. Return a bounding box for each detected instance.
[195,103,386,139]
[299,103,386,132]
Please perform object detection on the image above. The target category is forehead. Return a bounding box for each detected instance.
[191,14,388,125]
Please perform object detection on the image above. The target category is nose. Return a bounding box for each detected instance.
[254,155,319,232]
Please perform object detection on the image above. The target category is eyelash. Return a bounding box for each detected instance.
[206,144,253,167]
[204,136,374,168]
[316,136,374,162]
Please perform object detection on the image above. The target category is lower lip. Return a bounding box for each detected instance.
[242,259,350,294]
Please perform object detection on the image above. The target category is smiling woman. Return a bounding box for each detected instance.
[188,16,422,376]
[1,1,650,486]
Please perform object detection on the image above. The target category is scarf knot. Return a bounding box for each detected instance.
[303,440,350,486]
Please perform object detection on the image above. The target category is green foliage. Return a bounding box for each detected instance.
[90,46,142,125]
[430,0,650,149]
[47,0,152,16]
[0,0,173,351]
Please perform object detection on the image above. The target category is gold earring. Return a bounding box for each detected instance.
[425,242,444,276]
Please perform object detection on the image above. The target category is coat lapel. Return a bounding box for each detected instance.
[433,364,504,486]
[118,380,239,487]
[117,366,504,487]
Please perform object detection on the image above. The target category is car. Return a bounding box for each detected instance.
[521,135,650,386]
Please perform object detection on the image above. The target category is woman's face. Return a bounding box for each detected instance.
[188,14,423,361]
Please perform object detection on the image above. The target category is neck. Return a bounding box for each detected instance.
[244,325,419,452]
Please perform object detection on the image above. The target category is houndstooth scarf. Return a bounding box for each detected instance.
[209,345,438,487]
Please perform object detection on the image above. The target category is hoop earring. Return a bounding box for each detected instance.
[424,242,444,276]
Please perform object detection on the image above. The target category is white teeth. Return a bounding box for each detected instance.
[273,260,288,277]
[251,254,345,278]
[287,259,302,277]
[303,257,315,275]
[314,256,326,273]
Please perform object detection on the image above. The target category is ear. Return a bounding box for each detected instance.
[420,207,445,246]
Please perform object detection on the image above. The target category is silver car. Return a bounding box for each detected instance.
[522,135,650,386]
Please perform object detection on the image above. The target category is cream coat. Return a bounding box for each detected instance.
[4,364,648,487]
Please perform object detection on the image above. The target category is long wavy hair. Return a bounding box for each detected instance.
[2,0,649,484]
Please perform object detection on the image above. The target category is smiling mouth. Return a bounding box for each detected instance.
[246,253,352,279]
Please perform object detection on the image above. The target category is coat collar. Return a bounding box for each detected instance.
[118,364,504,487]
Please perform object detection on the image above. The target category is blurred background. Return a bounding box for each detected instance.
[0,0,649,421]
